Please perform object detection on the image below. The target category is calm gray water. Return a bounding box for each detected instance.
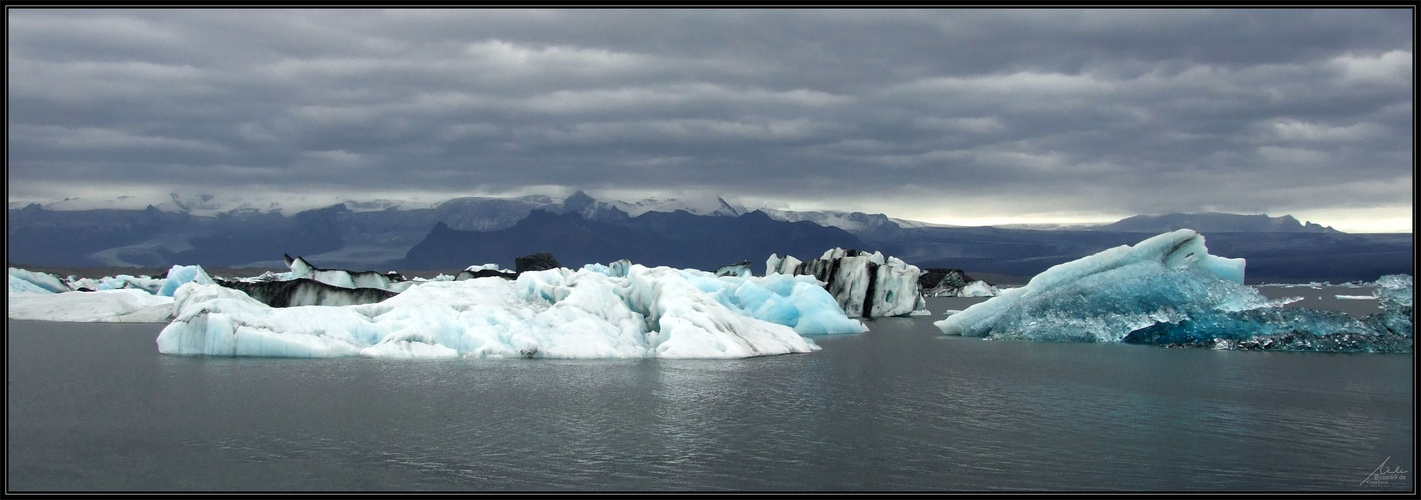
[6,300,1414,492]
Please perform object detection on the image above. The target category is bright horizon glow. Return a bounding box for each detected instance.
[1285,206,1415,234]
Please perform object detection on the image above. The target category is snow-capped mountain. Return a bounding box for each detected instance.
[599,193,743,218]
[749,207,915,241]
[9,189,927,230]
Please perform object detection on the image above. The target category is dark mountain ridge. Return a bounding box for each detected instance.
[7,198,1411,283]
[1090,212,1338,233]
[395,209,869,274]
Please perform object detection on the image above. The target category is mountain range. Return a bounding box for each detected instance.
[1090,212,1338,233]
[6,192,1412,283]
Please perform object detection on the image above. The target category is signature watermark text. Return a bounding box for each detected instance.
[1361,457,1409,486]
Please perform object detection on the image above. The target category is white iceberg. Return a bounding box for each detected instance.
[9,288,175,323]
[958,280,1000,297]
[157,264,867,359]
[923,278,1000,298]
[921,269,1001,298]
[8,265,206,322]
[67,274,165,294]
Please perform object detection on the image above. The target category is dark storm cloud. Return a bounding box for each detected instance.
[6,8,1413,230]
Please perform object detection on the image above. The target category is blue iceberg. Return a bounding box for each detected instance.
[157,265,214,297]
[8,268,70,294]
[935,229,1412,352]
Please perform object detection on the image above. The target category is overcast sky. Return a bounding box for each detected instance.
[6,8,1414,231]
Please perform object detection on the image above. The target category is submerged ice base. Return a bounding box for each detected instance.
[934,230,1411,352]
[157,264,867,359]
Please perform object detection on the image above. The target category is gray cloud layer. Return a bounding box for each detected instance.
[6,8,1414,230]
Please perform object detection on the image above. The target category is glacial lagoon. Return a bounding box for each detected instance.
[6,294,1412,492]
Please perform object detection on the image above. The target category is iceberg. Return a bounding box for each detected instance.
[765,253,802,276]
[9,267,170,296]
[67,274,165,294]
[8,265,210,323]
[678,272,868,336]
[958,281,1000,297]
[935,230,1411,352]
[455,263,518,281]
[8,268,69,294]
[205,257,411,305]
[765,248,926,318]
[157,263,866,359]
[920,268,1001,297]
[10,274,60,295]
[9,288,174,323]
[935,229,1253,342]
[582,259,634,279]
[1366,274,1413,338]
[715,261,752,278]
[285,254,408,291]
[157,265,215,297]
[213,278,398,307]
